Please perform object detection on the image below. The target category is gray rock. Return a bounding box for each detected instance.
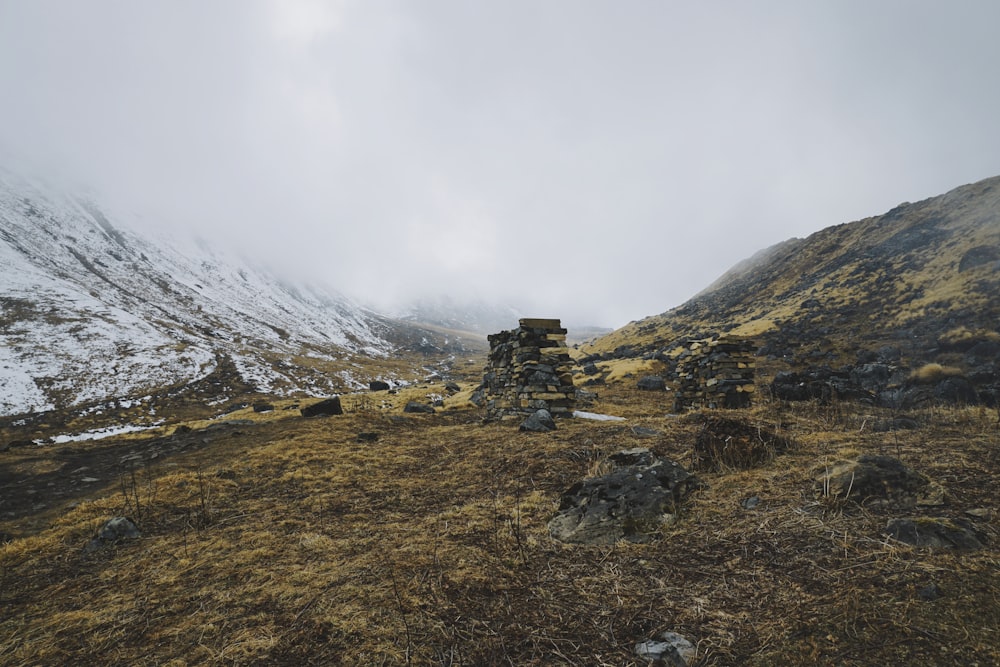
[85,517,140,552]
[549,451,700,544]
[637,375,667,391]
[403,401,435,414]
[369,380,391,392]
[885,518,985,550]
[252,402,274,413]
[582,362,600,376]
[444,381,461,394]
[872,417,920,432]
[919,583,942,601]
[635,631,696,666]
[850,363,891,391]
[519,409,556,432]
[631,426,663,439]
[300,397,343,417]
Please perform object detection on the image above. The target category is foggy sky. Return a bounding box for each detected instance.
[2,1,999,328]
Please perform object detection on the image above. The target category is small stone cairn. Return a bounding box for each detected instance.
[483,318,576,419]
[672,335,756,411]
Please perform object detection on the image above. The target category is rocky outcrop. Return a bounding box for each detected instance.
[548,448,700,545]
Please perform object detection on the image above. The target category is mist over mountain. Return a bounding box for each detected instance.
[0,169,472,417]
[589,175,1000,369]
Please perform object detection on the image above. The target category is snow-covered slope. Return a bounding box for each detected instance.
[0,169,404,416]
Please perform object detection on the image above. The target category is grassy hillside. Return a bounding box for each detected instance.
[585,175,1000,367]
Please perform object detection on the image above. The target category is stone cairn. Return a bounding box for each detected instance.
[483,318,576,420]
[672,335,756,411]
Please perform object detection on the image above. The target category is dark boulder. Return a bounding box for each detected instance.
[548,449,701,544]
[252,402,274,413]
[637,375,667,391]
[933,376,979,404]
[885,518,986,550]
[300,397,344,417]
[356,432,380,443]
[582,362,600,376]
[444,381,461,394]
[850,363,892,392]
[403,401,435,414]
[369,380,391,392]
[519,409,556,432]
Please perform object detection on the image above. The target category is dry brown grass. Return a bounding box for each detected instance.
[909,363,965,384]
[1,381,998,665]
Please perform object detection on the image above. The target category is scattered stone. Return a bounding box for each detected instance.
[919,583,942,601]
[575,389,598,406]
[81,477,99,483]
[519,409,556,433]
[300,397,344,417]
[885,518,985,550]
[444,381,461,394]
[741,496,761,510]
[4,439,33,451]
[872,417,920,432]
[369,380,391,392]
[631,426,663,439]
[850,363,892,392]
[84,517,141,553]
[637,375,667,391]
[356,432,380,443]
[634,631,696,666]
[548,449,701,545]
[582,362,600,376]
[469,388,486,407]
[252,402,274,413]
[403,401,435,414]
[817,455,945,509]
[965,508,992,521]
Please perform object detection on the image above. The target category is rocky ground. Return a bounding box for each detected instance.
[1,363,998,665]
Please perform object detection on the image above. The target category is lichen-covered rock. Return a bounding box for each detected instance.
[885,518,986,550]
[548,449,700,544]
[519,409,556,432]
[84,517,140,552]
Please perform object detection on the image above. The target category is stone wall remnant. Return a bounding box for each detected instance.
[483,318,576,419]
[672,336,756,411]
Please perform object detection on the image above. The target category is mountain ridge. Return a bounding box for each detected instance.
[586,175,1000,369]
[0,170,476,417]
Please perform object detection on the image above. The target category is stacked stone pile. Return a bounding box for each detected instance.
[483,318,576,419]
[672,336,756,411]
